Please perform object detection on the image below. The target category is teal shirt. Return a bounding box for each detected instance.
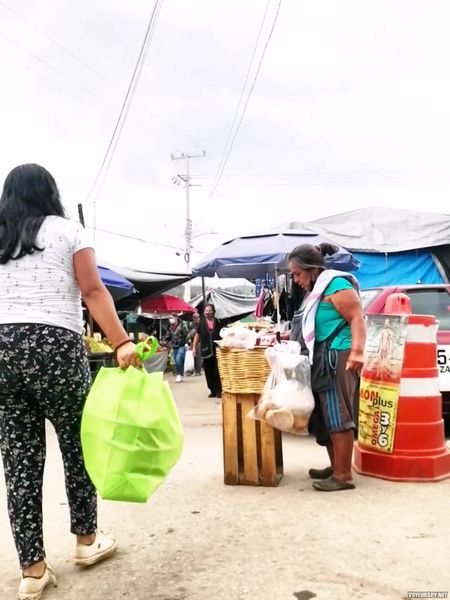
[315,277,353,350]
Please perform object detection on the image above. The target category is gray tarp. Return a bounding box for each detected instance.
[98,261,191,300]
[191,288,257,320]
[303,207,450,253]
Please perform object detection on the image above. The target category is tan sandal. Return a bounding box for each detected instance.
[18,561,57,600]
[74,532,118,567]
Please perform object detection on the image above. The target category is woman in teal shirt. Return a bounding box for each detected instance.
[288,243,366,491]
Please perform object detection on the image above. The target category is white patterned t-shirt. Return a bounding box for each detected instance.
[0,216,93,334]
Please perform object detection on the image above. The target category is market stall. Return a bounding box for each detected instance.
[193,225,360,487]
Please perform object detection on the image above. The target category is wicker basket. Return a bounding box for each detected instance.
[217,347,271,394]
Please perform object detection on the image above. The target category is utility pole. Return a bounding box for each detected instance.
[171,150,206,301]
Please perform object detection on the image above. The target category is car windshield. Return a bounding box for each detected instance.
[405,289,450,330]
[360,289,381,310]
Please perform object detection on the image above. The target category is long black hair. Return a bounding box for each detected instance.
[0,163,66,264]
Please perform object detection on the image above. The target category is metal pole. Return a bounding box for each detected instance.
[77,203,85,227]
[184,154,192,301]
[171,151,206,302]
[275,265,281,329]
[201,276,207,311]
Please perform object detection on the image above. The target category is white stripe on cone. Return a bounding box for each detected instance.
[400,377,441,397]
[406,324,438,344]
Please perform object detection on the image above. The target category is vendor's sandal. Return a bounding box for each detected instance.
[18,561,57,600]
[308,466,333,480]
[74,532,118,567]
[312,476,355,492]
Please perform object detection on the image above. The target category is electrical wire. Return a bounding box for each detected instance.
[88,0,164,237]
[0,0,189,142]
[210,0,283,198]
[0,50,103,112]
[210,0,272,195]
[0,27,172,150]
[0,29,104,101]
[85,225,184,252]
[0,0,116,87]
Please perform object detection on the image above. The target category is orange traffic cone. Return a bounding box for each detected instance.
[354,297,450,481]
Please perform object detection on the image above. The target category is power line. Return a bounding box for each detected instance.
[0,50,103,111]
[210,0,272,195]
[0,29,172,150]
[0,0,116,87]
[88,0,164,235]
[0,0,190,144]
[210,0,283,198]
[0,28,104,101]
[85,225,184,252]
[196,167,439,180]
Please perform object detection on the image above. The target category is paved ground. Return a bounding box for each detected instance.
[1,373,450,599]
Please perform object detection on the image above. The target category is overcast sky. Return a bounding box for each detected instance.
[1,0,449,272]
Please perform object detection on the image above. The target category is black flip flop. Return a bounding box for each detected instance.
[308,466,333,480]
[312,476,355,492]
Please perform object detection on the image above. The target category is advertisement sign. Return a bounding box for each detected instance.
[358,315,408,453]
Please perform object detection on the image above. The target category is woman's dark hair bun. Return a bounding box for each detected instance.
[317,242,338,257]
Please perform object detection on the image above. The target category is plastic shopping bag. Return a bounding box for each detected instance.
[81,337,184,503]
[248,342,314,435]
[184,349,194,374]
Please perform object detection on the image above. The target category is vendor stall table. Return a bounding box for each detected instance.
[144,349,169,373]
[217,347,283,486]
[88,352,115,379]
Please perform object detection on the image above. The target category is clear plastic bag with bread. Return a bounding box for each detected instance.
[248,341,315,435]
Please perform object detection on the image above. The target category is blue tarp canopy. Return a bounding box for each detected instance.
[353,250,444,288]
[193,229,360,278]
[98,266,134,300]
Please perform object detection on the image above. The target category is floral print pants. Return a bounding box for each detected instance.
[0,324,97,569]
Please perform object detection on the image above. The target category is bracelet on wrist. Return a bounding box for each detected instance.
[114,339,132,352]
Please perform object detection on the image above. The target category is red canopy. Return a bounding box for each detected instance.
[140,294,196,315]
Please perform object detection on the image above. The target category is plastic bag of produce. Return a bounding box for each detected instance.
[248,342,314,435]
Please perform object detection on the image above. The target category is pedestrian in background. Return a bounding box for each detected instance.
[164,313,189,382]
[193,303,222,398]
[188,312,202,375]
[0,164,140,600]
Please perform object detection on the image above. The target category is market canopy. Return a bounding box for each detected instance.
[140,293,196,316]
[98,266,134,301]
[99,261,192,302]
[303,208,450,286]
[192,227,360,278]
[305,207,450,253]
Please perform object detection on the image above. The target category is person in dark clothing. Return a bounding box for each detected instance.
[187,313,202,375]
[164,314,189,383]
[193,303,222,398]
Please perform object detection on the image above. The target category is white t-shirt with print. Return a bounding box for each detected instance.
[0,216,93,334]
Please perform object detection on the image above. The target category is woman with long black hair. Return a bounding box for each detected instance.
[0,164,141,599]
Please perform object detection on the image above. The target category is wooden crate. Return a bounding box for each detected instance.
[222,392,283,486]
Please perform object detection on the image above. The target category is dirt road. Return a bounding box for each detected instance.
[1,373,449,599]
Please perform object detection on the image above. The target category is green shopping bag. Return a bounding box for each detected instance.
[81,337,184,502]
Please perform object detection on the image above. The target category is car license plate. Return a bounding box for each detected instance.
[437,345,450,391]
